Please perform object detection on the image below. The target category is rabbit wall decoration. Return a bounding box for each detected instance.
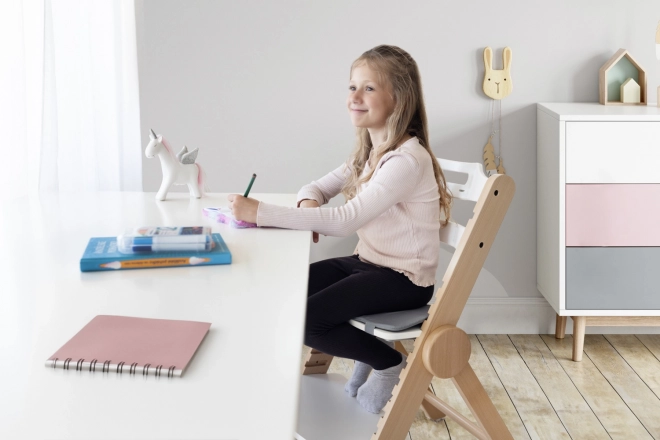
[483,47,513,100]
[482,47,512,177]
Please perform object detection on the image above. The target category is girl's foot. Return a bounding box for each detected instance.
[356,352,406,414]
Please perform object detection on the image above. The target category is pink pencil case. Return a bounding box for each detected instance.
[202,207,257,229]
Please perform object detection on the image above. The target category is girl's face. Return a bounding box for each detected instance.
[347,63,394,132]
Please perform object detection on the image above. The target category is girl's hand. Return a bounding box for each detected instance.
[227,194,259,224]
[298,199,321,243]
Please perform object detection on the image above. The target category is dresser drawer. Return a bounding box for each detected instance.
[566,247,660,310]
[566,122,660,183]
[565,184,660,246]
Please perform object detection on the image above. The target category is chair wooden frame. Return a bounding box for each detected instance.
[299,159,515,440]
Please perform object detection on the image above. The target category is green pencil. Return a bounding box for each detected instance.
[243,173,257,197]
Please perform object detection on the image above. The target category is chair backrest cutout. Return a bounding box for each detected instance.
[437,158,489,249]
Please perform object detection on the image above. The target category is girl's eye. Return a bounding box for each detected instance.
[349,86,356,91]
[366,87,374,91]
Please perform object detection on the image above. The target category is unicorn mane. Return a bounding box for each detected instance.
[160,137,177,160]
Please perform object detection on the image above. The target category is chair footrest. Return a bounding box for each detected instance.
[295,374,381,440]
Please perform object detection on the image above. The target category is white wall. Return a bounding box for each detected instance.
[134,0,660,333]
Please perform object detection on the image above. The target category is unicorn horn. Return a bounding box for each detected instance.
[150,128,157,140]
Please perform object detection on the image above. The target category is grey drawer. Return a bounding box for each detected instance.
[566,247,660,310]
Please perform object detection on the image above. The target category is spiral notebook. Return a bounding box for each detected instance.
[45,315,211,377]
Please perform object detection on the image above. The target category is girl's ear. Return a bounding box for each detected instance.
[503,47,512,72]
[483,47,493,71]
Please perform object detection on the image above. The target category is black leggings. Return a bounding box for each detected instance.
[305,255,434,370]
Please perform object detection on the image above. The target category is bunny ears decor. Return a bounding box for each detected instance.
[482,47,513,100]
[482,46,512,177]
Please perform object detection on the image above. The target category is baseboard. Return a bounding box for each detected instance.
[458,297,555,334]
[457,297,660,334]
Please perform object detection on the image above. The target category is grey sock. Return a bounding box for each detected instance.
[344,339,395,397]
[356,352,407,414]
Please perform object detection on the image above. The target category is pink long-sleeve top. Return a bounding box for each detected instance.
[256,137,441,287]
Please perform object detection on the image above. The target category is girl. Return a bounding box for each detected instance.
[228,45,452,414]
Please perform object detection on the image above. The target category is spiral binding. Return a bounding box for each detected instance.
[50,358,176,377]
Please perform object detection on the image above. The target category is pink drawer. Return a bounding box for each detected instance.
[566,184,660,246]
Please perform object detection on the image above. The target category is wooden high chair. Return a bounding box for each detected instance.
[297,159,515,440]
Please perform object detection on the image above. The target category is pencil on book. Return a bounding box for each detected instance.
[100,257,211,270]
[243,173,257,197]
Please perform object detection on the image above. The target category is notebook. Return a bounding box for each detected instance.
[80,233,231,272]
[45,315,211,377]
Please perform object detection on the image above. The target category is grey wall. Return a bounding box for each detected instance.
[135,0,660,302]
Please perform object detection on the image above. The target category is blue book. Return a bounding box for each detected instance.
[80,233,231,272]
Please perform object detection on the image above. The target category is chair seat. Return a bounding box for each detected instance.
[349,306,429,341]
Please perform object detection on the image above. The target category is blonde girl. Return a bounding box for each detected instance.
[229,45,451,414]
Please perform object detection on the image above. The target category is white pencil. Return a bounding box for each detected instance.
[100,257,211,269]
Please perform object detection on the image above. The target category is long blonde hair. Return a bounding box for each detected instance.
[341,45,452,225]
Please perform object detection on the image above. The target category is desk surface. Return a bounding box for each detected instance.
[0,192,311,440]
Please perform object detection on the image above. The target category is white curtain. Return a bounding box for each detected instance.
[0,0,142,202]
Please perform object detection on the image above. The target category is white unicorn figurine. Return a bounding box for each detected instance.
[145,129,205,201]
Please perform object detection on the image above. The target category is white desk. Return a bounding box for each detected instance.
[0,192,311,440]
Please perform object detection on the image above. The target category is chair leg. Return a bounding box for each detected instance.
[372,352,434,440]
[301,347,334,375]
[452,364,514,440]
[555,314,567,339]
[394,341,446,420]
[421,388,447,421]
[572,316,587,362]
[394,340,408,356]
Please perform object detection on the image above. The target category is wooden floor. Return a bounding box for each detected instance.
[301,334,660,439]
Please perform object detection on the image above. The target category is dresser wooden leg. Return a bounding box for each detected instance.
[571,316,587,362]
[555,314,567,339]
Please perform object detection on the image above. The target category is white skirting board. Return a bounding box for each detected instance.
[459,297,660,334]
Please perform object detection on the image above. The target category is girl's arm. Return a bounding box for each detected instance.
[296,164,348,207]
[258,152,420,237]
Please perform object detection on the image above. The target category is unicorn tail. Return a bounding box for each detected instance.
[196,163,209,196]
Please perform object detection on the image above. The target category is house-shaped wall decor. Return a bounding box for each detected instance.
[599,48,647,105]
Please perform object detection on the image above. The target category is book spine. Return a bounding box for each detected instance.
[45,358,182,377]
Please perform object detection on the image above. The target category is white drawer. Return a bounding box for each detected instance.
[566,122,660,183]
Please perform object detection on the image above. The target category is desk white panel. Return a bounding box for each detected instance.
[0,192,311,440]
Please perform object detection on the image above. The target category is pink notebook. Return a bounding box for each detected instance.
[45,315,211,377]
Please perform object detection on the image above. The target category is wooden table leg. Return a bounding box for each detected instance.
[571,316,587,362]
[555,314,567,339]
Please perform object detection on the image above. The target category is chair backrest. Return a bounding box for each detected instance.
[348,159,509,337]
[436,158,489,249]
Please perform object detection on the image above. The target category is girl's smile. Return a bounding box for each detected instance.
[347,64,394,143]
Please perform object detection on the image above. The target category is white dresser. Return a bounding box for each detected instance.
[537,102,660,361]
